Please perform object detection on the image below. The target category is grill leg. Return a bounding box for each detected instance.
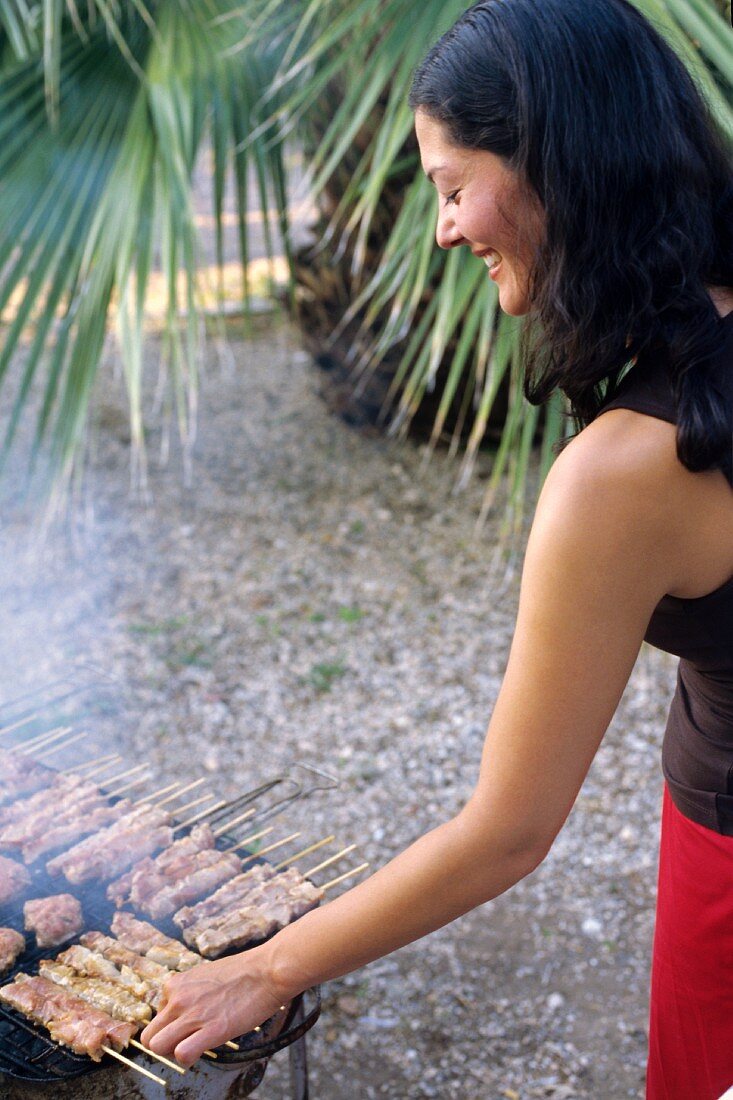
[288,1000,309,1100]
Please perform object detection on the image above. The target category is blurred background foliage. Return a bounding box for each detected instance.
[0,0,731,532]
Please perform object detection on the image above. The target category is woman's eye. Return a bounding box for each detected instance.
[443,191,459,207]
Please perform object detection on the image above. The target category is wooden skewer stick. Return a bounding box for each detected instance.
[19,724,72,751]
[203,1049,218,1059]
[109,775,152,797]
[158,778,207,807]
[304,844,357,878]
[230,826,273,848]
[175,800,228,832]
[208,825,274,859]
[130,1037,186,1074]
[273,835,335,871]
[101,1046,166,1085]
[322,863,370,891]
[103,763,150,789]
[225,1040,239,1050]
[0,714,37,736]
[76,756,125,780]
[135,781,181,806]
[67,752,121,774]
[35,731,88,760]
[172,793,216,818]
[231,831,301,860]
[212,807,256,837]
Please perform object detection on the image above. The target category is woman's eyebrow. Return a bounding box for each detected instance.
[424,165,447,183]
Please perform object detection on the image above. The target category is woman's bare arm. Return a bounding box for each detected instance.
[141,415,684,1066]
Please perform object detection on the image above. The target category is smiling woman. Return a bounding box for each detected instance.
[414,110,545,316]
[140,4,733,1097]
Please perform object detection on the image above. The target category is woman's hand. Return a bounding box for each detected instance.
[139,948,286,1068]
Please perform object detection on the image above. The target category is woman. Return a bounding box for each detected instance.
[142,1,733,1095]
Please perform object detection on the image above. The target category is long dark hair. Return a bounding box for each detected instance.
[409,0,733,482]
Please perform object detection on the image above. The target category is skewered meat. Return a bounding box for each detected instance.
[47,805,173,883]
[106,823,219,908]
[38,961,152,1025]
[111,912,201,971]
[24,894,83,948]
[81,932,170,1009]
[0,973,135,1060]
[143,850,242,920]
[184,868,323,958]
[174,863,276,931]
[57,944,149,1000]
[21,800,134,864]
[0,783,105,846]
[0,927,25,972]
[0,753,55,805]
[0,773,96,827]
[0,854,31,905]
[81,931,172,989]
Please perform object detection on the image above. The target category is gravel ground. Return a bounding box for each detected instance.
[0,310,678,1099]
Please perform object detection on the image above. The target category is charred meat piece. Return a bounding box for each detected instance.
[24,894,83,948]
[0,927,25,973]
[0,854,31,905]
[47,805,173,884]
[0,973,135,1060]
[106,823,218,908]
[111,912,201,971]
[38,961,152,1025]
[185,868,323,958]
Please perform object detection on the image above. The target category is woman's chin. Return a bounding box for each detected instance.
[497,288,531,317]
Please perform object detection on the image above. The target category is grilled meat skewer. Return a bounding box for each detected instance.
[47,806,174,884]
[143,850,243,920]
[111,912,201,971]
[107,823,218,907]
[0,973,135,1060]
[0,754,55,806]
[80,931,173,1000]
[38,961,152,1025]
[57,944,149,1000]
[184,868,323,958]
[174,863,276,930]
[21,800,134,864]
[0,774,98,828]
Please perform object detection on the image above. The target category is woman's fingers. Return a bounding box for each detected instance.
[143,1013,200,1055]
[139,1002,176,1048]
[174,1025,228,1068]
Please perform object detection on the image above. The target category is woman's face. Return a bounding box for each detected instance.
[414,109,544,317]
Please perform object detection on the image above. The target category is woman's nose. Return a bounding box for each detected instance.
[435,209,465,250]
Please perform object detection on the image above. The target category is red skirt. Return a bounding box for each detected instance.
[647,782,733,1100]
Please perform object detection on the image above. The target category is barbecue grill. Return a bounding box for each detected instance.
[0,677,366,1098]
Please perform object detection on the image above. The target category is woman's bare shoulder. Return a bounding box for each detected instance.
[547,407,679,526]
[551,407,733,599]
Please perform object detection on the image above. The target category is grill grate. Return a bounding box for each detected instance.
[0,783,322,1084]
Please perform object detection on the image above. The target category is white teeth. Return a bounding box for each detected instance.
[482,252,500,268]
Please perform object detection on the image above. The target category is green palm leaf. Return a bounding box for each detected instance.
[0,0,729,541]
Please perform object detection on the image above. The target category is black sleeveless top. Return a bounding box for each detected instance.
[597,310,733,834]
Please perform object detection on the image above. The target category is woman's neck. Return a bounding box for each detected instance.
[706,285,733,319]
